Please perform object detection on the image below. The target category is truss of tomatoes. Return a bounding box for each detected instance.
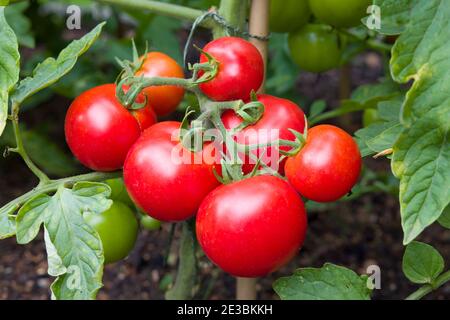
[65,37,362,277]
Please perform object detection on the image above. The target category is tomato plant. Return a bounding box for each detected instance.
[1,0,449,303]
[123,121,220,222]
[84,201,138,264]
[308,0,372,28]
[285,125,362,202]
[269,0,311,33]
[196,175,307,277]
[288,24,342,73]
[199,37,264,101]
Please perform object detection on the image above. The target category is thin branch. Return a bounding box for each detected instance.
[406,270,450,300]
[10,102,50,184]
[96,0,215,29]
[0,171,121,216]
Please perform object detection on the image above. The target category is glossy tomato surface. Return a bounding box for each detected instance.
[196,175,307,277]
[131,105,157,131]
[65,84,141,171]
[199,37,264,101]
[222,94,306,174]
[309,0,371,28]
[285,125,362,202]
[140,215,162,231]
[84,201,138,264]
[105,178,135,208]
[136,52,185,116]
[288,24,341,73]
[123,121,220,222]
[270,0,311,33]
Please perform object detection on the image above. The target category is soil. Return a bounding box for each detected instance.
[1,52,449,300]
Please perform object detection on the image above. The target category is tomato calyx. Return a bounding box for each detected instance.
[232,92,265,131]
[116,39,147,80]
[189,45,220,85]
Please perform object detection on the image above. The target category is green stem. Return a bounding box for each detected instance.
[214,0,247,38]
[406,270,450,300]
[338,28,392,53]
[308,104,368,126]
[10,103,50,184]
[165,220,197,300]
[0,171,121,215]
[96,0,215,28]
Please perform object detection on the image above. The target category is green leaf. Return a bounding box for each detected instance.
[355,96,404,157]
[308,100,327,119]
[16,182,112,300]
[402,241,444,284]
[390,0,450,124]
[437,205,450,229]
[350,79,400,106]
[0,6,20,137]
[392,105,450,244]
[0,208,16,239]
[5,2,34,48]
[273,263,372,300]
[11,22,105,105]
[371,0,413,35]
[373,0,450,243]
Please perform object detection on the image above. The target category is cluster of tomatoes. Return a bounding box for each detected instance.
[270,0,372,72]
[65,33,361,276]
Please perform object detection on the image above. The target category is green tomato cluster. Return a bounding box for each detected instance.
[269,0,372,73]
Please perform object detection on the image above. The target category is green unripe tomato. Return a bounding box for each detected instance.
[288,24,342,73]
[105,178,134,208]
[84,201,138,264]
[269,0,311,33]
[308,0,372,28]
[363,108,381,127]
[140,215,162,231]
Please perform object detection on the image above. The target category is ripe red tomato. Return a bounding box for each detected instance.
[131,103,157,130]
[136,52,185,117]
[285,125,362,202]
[123,121,220,222]
[65,84,144,171]
[196,175,307,277]
[199,37,264,101]
[221,94,306,174]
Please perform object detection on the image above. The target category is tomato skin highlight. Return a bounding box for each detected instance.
[288,24,341,73]
[84,201,138,264]
[196,175,307,278]
[136,52,185,116]
[65,84,141,172]
[199,37,264,101]
[222,94,306,174]
[285,125,362,202]
[270,0,311,33]
[123,121,220,222]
